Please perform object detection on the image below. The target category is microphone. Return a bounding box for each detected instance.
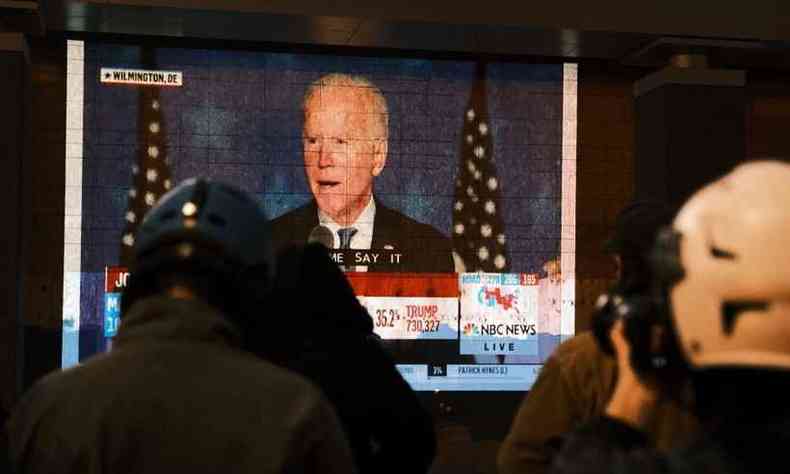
[308,225,335,248]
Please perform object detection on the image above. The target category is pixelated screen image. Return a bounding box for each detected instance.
[64,40,577,391]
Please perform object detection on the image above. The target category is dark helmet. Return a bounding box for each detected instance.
[121,178,273,315]
[604,200,674,291]
[604,201,674,258]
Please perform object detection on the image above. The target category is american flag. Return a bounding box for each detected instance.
[119,48,173,265]
[452,63,509,273]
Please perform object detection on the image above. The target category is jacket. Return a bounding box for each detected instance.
[255,243,436,474]
[550,415,790,474]
[498,332,698,474]
[8,296,356,474]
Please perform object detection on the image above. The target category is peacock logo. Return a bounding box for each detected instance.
[463,322,479,336]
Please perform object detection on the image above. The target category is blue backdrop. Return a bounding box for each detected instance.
[77,44,564,339]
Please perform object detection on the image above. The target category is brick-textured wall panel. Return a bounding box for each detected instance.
[26,41,66,331]
[748,85,790,160]
[572,71,790,333]
[575,65,642,332]
[0,50,25,411]
[28,211,64,278]
[12,40,67,399]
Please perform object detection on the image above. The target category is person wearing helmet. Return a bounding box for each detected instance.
[549,161,790,474]
[498,202,697,474]
[6,178,357,474]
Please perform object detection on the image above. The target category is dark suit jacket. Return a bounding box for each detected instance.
[270,199,454,273]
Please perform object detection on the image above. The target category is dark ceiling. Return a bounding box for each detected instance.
[4,1,790,69]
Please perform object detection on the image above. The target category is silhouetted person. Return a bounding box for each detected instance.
[550,161,790,474]
[499,202,697,474]
[249,243,436,474]
[7,179,356,474]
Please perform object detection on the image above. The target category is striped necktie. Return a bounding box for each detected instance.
[338,227,358,249]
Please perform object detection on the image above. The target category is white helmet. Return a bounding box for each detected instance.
[662,161,790,369]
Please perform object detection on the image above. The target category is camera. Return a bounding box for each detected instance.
[592,285,686,381]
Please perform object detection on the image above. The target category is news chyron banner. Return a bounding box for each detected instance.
[103,268,463,342]
[346,273,459,340]
[460,273,539,356]
[104,266,128,337]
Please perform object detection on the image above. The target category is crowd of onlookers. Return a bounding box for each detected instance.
[5,160,790,474]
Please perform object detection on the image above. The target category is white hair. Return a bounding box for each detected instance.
[303,73,389,138]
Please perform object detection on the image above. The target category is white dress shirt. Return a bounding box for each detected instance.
[318,197,376,271]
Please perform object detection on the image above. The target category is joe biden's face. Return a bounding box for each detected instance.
[302,84,387,226]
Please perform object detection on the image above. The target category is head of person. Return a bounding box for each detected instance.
[651,161,790,421]
[302,73,389,226]
[593,201,674,357]
[254,242,374,362]
[121,178,273,326]
[605,201,674,292]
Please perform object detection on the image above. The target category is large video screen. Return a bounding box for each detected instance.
[64,40,577,391]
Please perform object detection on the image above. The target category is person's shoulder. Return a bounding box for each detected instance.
[550,332,609,364]
[270,201,314,228]
[544,332,617,381]
[375,201,448,240]
[547,332,617,395]
[31,351,116,393]
[270,201,317,249]
[8,352,116,431]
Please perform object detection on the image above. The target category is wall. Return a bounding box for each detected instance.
[16,39,67,403]
[574,62,641,331]
[573,66,790,334]
[0,45,26,412]
[748,73,790,160]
